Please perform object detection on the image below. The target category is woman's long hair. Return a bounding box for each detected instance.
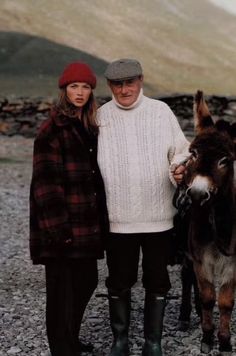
[55,88,98,134]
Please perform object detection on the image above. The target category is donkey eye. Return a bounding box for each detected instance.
[218,156,229,168]
[190,149,198,161]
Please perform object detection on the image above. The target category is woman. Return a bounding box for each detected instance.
[30,62,108,356]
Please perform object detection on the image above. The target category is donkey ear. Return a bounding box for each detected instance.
[194,90,214,133]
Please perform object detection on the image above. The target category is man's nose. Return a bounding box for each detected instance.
[121,83,128,93]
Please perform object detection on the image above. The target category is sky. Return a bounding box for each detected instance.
[209,0,236,15]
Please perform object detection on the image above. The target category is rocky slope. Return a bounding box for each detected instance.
[0,0,236,97]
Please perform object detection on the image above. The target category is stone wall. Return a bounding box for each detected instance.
[0,95,235,137]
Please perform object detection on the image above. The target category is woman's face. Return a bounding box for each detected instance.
[66,82,92,108]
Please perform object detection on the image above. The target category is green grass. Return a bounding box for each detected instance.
[0,157,25,164]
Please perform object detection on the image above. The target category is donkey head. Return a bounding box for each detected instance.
[185,91,235,206]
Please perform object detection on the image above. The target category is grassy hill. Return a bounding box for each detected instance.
[0,0,236,97]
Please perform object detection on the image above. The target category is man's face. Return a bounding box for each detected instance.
[108,76,143,107]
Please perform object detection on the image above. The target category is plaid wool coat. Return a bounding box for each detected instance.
[30,111,108,264]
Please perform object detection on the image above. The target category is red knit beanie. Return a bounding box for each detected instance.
[58,62,97,89]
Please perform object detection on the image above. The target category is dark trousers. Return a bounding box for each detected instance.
[45,259,98,356]
[106,231,172,295]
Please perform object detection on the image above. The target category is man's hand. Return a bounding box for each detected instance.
[172,164,185,185]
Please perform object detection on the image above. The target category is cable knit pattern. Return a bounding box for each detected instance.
[97,93,190,233]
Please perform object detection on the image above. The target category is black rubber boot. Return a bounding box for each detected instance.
[108,289,131,356]
[142,293,166,356]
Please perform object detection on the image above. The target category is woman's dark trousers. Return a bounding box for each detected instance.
[106,231,171,356]
[45,259,98,356]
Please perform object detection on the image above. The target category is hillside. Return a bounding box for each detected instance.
[0,0,236,97]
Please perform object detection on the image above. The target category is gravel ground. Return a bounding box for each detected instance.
[0,136,236,356]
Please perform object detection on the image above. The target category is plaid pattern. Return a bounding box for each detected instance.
[30,111,108,264]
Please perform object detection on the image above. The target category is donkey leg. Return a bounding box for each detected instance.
[218,282,235,355]
[192,271,202,320]
[178,257,194,331]
[199,281,216,354]
[194,263,216,354]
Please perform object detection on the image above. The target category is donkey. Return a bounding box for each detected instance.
[179,91,236,355]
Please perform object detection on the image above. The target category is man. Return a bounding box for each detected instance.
[97,58,189,356]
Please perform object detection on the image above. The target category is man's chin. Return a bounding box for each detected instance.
[118,97,135,107]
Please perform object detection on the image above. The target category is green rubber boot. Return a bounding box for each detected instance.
[108,289,131,356]
[142,293,166,356]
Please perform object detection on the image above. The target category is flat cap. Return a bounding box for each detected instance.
[104,58,143,81]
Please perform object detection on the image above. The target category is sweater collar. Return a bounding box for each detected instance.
[112,88,144,110]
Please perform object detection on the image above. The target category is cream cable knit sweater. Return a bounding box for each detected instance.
[97,91,189,233]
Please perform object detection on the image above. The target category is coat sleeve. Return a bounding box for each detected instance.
[31,136,72,244]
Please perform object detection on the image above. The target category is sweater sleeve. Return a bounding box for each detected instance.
[31,136,72,243]
[167,108,190,186]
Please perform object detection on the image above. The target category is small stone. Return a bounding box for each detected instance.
[7,347,21,354]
